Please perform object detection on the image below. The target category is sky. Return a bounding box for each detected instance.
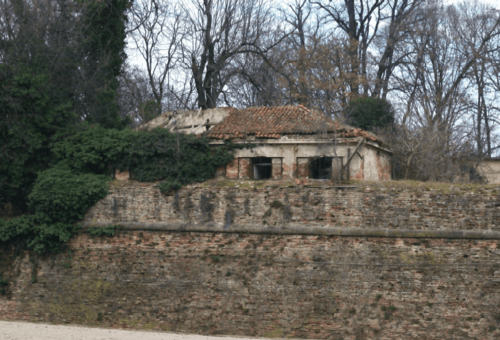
[447,0,499,7]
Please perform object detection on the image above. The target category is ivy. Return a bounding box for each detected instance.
[0,163,110,253]
[52,125,132,175]
[53,126,239,185]
[0,125,240,253]
[120,129,237,192]
[53,126,240,192]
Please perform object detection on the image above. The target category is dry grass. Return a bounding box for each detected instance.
[115,178,499,195]
[350,179,500,195]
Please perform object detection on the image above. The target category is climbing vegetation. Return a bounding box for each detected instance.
[0,126,238,252]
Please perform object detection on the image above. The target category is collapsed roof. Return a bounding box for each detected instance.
[138,105,384,144]
[208,105,381,143]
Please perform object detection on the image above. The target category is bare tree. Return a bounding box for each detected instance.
[181,0,288,109]
[128,0,186,115]
[310,0,426,98]
[118,65,154,125]
[281,0,325,105]
[381,1,500,181]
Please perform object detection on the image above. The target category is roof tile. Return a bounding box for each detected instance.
[207,105,381,143]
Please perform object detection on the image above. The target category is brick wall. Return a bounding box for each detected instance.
[238,158,252,179]
[225,159,238,179]
[83,181,500,233]
[1,181,500,339]
[297,158,309,178]
[271,158,282,179]
[1,233,500,339]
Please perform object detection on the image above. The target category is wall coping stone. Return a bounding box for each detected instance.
[82,221,500,239]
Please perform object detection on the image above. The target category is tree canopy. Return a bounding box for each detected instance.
[345,97,395,132]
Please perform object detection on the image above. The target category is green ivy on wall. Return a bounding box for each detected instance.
[0,126,238,253]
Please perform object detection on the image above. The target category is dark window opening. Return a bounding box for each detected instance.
[310,157,332,179]
[252,157,272,179]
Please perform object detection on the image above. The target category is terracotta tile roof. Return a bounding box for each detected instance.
[208,105,381,142]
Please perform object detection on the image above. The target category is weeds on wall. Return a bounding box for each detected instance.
[0,125,239,253]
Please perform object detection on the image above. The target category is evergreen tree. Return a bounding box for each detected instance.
[78,0,130,128]
[345,97,395,132]
[0,0,131,213]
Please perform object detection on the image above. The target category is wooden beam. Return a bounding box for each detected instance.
[346,138,364,164]
[343,138,364,175]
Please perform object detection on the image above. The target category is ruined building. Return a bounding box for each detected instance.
[477,158,500,184]
[138,105,392,181]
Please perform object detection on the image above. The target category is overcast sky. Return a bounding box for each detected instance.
[447,0,499,8]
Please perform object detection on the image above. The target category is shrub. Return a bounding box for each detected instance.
[53,127,238,190]
[30,163,110,222]
[123,129,235,184]
[0,163,110,253]
[52,125,132,175]
[1,126,238,252]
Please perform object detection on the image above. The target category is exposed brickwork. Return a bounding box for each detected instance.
[282,162,296,179]
[271,158,282,179]
[115,170,130,181]
[1,233,500,339]
[215,166,226,178]
[297,158,309,178]
[238,158,252,179]
[2,182,500,339]
[84,181,500,232]
[225,159,238,179]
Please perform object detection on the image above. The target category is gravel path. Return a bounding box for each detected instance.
[0,321,294,340]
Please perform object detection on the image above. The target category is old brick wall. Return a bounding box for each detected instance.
[1,233,500,339]
[2,182,500,339]
[226,159,238,179]
[83,182,500,233]
[238,158,252,179]
[271,158,282,179]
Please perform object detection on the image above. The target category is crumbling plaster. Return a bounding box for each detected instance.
[139,107,231,133]
[212,137,391,181]
[477,159,500,184]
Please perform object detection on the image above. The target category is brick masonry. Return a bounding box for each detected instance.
[1,181,500,339]
[238,158,252,179]
[83,181,500,233]
[226,159,238,179]
[297,158,309,178]
[272,158,282,180]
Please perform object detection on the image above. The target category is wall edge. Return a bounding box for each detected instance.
[81,222,500,239]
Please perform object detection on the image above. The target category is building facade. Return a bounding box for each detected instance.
[139,105,392,182]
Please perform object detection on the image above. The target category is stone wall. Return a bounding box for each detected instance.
[2,181,500,339]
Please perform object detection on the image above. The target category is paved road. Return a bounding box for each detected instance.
[0,321,292,340]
